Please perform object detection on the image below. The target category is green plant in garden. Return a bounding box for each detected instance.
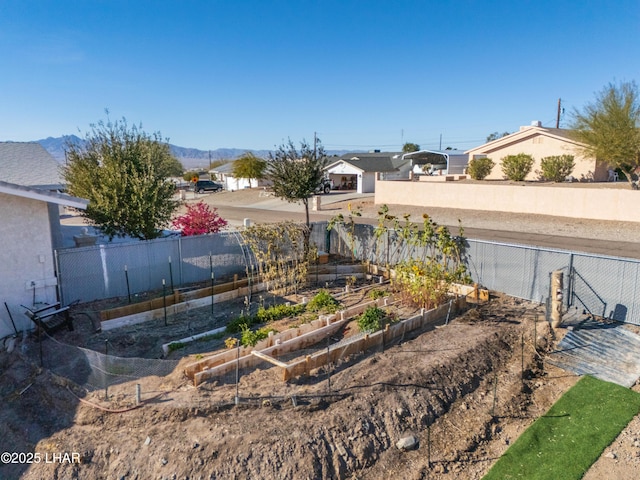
[393,258,454,309]
[167,341,186,352]
[357,306,386,333]
[327,203,362,260]
[240,325,278,347]
[373,209,470,310]
[226,300,311,333]
[501,153,535,181]
[368,289,388,300]
[226,315,255,334]
[306,289,341,312]
[467,157,495,180]
[255,303,306,323]
[373,205,421,267]
[539,154,575,182]
[242,221,309,296]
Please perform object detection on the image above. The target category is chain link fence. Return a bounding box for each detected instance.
[325,222,640,325]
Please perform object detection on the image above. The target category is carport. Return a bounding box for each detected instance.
[402,149,468,175]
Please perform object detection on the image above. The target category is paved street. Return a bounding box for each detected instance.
[207,190,640,260]
[60,189,640,260]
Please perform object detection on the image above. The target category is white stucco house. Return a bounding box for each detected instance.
[324,152,410,193]
[210,160,270,191]
[0,142,88,339]
[465,123,609,182]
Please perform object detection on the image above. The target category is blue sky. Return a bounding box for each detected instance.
[1,1,638,152]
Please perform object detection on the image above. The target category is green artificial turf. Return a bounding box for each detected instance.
[483,375,640,480]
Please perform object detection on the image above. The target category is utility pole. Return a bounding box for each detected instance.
[313,131,317,160]
[439,134,442,150]
[556,98,562,129]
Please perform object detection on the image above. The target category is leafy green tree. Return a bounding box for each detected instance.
[501,153,534,181]
[267,138,328,251]
[486,131,510,142]
[161,155,185,177]
[467,157,495,180]
[232,152,267,187]
[64,117,179,240]
[183,170,200,182]
[570,81,640,187]
[539,155,575,182]
[402,142,420,153]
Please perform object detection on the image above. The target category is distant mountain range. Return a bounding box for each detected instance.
[36,136,352,170]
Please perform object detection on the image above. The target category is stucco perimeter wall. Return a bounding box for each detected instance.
[375,178,638,223]
[0,193,58,338]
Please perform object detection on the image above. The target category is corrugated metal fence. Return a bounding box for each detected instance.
[56,222,640,325]
[55,231,252,304]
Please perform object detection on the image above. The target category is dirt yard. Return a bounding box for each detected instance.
[2,273,639,479]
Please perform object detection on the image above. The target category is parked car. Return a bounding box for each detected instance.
[193,180,223,193]
[315,178,334,194]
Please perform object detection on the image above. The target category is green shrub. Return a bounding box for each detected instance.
[501,153,534,181]
[392,258,454,310]
[240,325,278,347]
[226,315,256,334]
[167,341,186,352]
[306,289,341,312]
[467,157,495,180]
[226,302,308,333]
[539,154,575,182]
[368,289,388,300]
[256,303,306,323]
[357,306,386,333]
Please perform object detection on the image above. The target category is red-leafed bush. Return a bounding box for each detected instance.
[171,202,228,236]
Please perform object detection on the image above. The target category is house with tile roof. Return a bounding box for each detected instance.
[0,142,88,339]
[465,123,609,182]
[324,152,410,193]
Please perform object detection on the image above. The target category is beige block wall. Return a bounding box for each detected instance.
[375,178,638,223]
[475,136,605,182]
[0,193,58,337]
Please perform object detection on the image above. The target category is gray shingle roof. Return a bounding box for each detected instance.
[0,142,63,189]
[333,152,407,172]
[0,180,88,209]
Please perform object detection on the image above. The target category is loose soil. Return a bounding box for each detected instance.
[3,274,639,479]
